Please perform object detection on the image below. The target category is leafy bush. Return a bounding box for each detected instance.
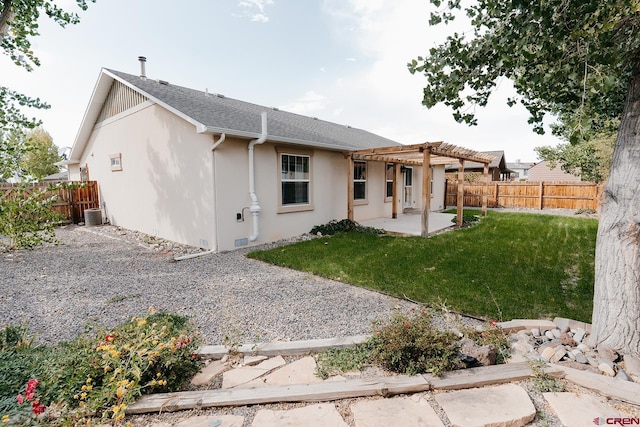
[315,344,373,380]
[0,183,64,251]
[0,310,202,426]
[368,309,461,376]
[310,219,384,236]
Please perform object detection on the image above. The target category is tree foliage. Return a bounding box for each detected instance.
[20,127,60,180]
[408,0,639,139]
[535,131,615,182]
[410,0,640,355]
[0,130,26,181]
[0,0,95,132]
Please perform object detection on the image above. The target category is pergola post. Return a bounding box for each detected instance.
[457,159,465,227]
[347,154,354,220]
[392,163,399,219]
[482,162,489,217]
[421,147,431,237]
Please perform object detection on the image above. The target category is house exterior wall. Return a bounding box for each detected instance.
[528,161,580,182]
[211,140,350,251]
[68,104,217,249]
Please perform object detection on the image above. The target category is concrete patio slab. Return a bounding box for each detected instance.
[543,392,623,427]
[221,356,286,388]
[434,384,536,427]
[250,403,348,427]
[351,394,445,427]
[242,355,322,387]
[360,212,456,236]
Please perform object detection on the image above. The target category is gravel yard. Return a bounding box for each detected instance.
[1,224,426,346]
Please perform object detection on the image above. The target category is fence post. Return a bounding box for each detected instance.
[538,182,544,210]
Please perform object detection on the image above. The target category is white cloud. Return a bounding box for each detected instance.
[237,0,274,22]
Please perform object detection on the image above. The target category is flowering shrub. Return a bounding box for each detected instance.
[0,311,202,426]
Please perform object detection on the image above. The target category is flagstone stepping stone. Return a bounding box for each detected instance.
[243,356,323,387]
[351,394,445,427]
[434,384,535,427]
[543,392,623,427]
[250,403,348,427]
[222,356,286,388]
[191,360,231,386]
[148,415,244,427]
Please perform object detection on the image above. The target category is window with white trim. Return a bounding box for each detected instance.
[354,161,367,200]
[281,153,310,206]
[110,153,122,171]
[385,163,394,200]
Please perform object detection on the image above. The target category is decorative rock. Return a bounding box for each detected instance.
[577,343,590,352]
[624,355,640,382]
[559,333,576,347]
[574,351,588,365]
[545,330,556,340]
[598,362,616,377]
[531,328,541,337]
[553,317,591,333]
[572,328,587,344]
[551,329,562,339]
[550,348,567,364]
[615,368,632,382]
[541,346,557,362]
[587,357,600,368]
[190,360,230,386]
[243,355,268,366]
[566,351,576,361]
[460,338,497,366]
[597,346,619,363]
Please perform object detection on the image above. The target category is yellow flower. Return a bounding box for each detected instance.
[116,386,126,399]
[86,385,93,391]
[80,392,87,399]
[152,340,158,345]
[2,414,10,423]
[79,401,84,407]
[156,372,161,377]
[86,377,92,384]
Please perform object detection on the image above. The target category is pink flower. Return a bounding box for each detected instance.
[26,390,35,401]
[26,379,39,390]
[404,323,411,329]
[16,394,24,405]
[105,334,115,343]
[490,320,498,327]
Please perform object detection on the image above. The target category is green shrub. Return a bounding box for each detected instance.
[369,309,461,376]
[0,310,202,426]
[0,183,64,251]
[315,344,373,380]
[310,219,384,236]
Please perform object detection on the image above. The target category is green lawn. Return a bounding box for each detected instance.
[248,211,597,323]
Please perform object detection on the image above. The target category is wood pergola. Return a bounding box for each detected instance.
[345,142,496,237]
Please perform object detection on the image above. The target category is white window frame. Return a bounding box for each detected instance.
[277,148,314,213]
[110,153,122,172]
[353,160,367,204]
[385,163,394,202]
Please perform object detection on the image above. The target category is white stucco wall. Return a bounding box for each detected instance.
[70,104,217,249]
[212,140,350,251]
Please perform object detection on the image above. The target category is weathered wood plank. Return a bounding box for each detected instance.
[197,335,370,359]
[125,375,431,414]
[552,364,640,406]
[428,361,564,390]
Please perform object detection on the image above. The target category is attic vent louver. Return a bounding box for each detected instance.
[158,80,169,85]
[272,107,279,111]
[216,93,225,98]
[312,117,318,120]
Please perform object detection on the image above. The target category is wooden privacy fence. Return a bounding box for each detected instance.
[445,181,604,210]
[0,181,99,223]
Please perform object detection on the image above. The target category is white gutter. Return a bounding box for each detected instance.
[248,112,268,242]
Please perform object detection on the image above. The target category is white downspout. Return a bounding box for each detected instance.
[248,112,268,241]
[211,133,226,252]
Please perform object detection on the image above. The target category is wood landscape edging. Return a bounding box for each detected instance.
[125,362,564,415]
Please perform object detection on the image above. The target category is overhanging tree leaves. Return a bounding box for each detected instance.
[410,0,640,355]
[0,0,95,132]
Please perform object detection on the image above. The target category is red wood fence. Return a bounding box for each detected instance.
[0,181,99,223]
[445,181,604,210]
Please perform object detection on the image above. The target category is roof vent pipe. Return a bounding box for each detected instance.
[138,56,147,80]
[248,112,268,242]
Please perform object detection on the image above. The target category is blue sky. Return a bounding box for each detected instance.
[1,0,564,162]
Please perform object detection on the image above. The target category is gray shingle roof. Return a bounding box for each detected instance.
[108,69,401,151]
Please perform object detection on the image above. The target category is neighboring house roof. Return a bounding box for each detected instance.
[42,171,68,181]
[70,68,401,163]
[506,161,534,170]
[445,150,512,172]
[528,160,581,181]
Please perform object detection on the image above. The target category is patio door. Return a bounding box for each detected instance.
[403,167,413,208]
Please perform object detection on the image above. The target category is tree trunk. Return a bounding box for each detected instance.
[590,67,640,357]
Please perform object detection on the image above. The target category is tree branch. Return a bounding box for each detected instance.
[0,0,13,39]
